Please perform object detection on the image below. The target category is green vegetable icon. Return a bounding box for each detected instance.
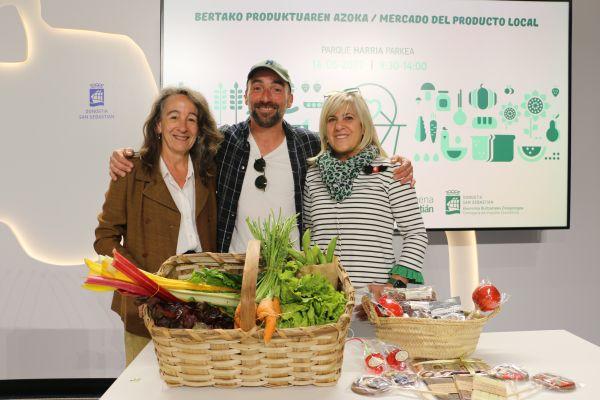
[415,116,426,142]
[414,115,437,143]
[430,117,438,143]
[469,84,497,110]
[420,82,435,101]
[546,120,559,142]
[213,83,227,125]
[229,82,243,123]
[552,87,559,97]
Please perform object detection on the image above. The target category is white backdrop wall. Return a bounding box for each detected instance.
[0,0,597,380]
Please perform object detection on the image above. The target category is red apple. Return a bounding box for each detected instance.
[472,283,501,311]
[378,295,404,317]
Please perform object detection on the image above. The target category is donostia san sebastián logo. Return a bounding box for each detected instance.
[89,83,104,107]
[445,190,461,215]
[79,83,115,120]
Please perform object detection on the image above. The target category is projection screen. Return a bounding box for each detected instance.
[162,0,570,229]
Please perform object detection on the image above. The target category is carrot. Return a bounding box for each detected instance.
[257,297,280,344]
[234,302,257,330]
[234,303,241,329]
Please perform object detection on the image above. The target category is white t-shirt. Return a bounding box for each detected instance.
[159,156,202,254]
[229,134,297,253]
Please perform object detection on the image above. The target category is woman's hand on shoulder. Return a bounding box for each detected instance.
[110,148,135,181]
[389,155,415,187]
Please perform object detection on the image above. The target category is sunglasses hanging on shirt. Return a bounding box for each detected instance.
[254,157,267,190]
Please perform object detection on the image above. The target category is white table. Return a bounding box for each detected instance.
[101,330,599,399]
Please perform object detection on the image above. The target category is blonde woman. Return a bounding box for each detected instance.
[303,89,428,289]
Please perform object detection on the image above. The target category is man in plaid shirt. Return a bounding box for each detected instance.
[109,60,413,252]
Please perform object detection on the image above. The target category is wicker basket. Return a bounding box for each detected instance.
[142,241,355,388]
[362,296,499,359]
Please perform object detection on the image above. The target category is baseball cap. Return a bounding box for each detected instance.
[247,60,291,86]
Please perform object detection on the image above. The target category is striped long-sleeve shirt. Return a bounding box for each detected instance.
[303,157,428,287]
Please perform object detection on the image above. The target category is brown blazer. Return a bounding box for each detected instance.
[94,157,217,336]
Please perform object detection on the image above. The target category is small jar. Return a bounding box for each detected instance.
[436,90,450,111]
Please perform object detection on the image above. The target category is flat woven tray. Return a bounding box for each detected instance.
[142,241,355,387]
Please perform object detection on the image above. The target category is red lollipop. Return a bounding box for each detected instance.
[365,353,386,374]
[386,348,409,370]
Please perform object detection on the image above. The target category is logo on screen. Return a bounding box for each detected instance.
[445,190,461,215]
[89,83,105,107]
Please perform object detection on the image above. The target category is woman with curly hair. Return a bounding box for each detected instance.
[94,87,222,364]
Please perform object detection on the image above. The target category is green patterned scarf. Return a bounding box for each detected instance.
[316,145,378,202]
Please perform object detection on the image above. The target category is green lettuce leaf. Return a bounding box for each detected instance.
[188,268,242,290]
[277,271,346,328]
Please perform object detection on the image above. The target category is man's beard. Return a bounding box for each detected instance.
[250,103,284,128]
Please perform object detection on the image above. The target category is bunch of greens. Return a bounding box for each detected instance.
[247,212,298,302]
[277,263,346,328]
[188,268,242,290]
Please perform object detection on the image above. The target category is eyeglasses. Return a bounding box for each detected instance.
[323,87,361,100]
[254,157,267,190]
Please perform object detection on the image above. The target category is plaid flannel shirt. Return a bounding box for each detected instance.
[216,119,321,252]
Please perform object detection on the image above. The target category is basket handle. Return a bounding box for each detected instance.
[239,240,261,331]
[361,295,380,324]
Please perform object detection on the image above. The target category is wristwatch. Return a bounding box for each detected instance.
[387,277,407,288]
